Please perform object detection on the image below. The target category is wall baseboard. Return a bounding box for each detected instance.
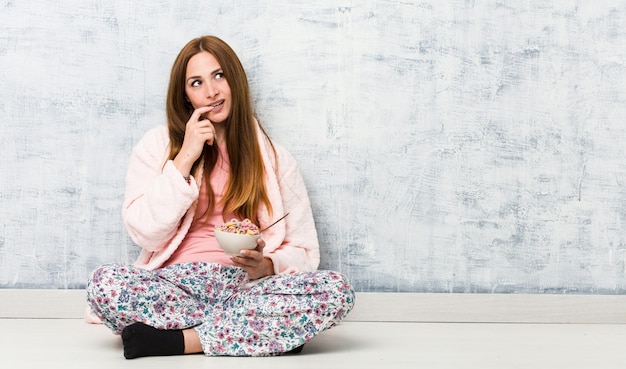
[1,289,625,323]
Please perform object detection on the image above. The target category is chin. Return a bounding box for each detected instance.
[211,117,227,124]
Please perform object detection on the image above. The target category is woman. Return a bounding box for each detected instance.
[86,35,354,359]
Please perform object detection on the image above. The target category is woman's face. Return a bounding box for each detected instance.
[185,51,232,124]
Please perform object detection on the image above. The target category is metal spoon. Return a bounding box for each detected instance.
[259,213,289,233]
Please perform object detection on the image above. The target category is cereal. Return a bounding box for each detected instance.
[216,218,260,235]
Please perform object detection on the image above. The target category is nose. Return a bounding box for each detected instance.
[205,81,218,98]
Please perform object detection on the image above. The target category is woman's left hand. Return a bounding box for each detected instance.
[231,238,275,280]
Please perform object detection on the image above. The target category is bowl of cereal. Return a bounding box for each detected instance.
[214,218,261,255]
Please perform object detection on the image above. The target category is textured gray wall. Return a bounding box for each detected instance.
[1,1,626,293]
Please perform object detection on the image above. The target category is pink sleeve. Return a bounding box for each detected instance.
[122,127,199,252]
[263,146,320,273]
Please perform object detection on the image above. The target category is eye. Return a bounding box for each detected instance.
[215,72,225,80]
[190,80,201,87]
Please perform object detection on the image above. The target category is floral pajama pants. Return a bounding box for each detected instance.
[86,262,355,356]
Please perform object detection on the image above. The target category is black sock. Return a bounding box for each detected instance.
[121,322,185,359]
[286,344,305,354]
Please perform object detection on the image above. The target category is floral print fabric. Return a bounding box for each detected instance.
[87,262,354,356]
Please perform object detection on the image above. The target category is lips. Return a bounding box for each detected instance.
[209,100,224,108]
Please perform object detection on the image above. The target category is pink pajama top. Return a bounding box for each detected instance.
[123,124,321,273]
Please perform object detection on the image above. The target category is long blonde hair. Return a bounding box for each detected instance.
[165,35,274,223]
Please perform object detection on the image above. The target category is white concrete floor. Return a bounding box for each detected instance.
[2,319,626,369]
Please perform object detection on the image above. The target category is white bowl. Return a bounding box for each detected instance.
[214,229,261,255]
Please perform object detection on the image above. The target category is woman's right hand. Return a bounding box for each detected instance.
[173,106,215,177]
